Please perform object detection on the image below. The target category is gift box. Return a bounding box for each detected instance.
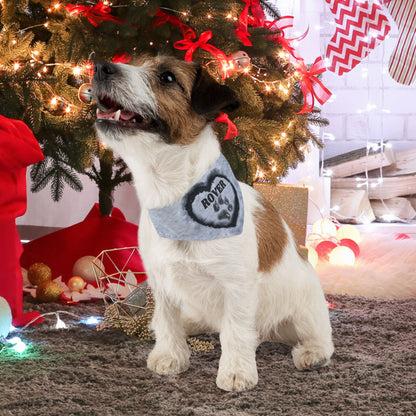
[253,183,309,246]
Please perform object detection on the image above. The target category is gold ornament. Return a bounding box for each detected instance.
[228,51,251,71]
[67,276,86,292]
[36,281,62,303]
[27,262,52,286]
[78,83,94,104]
[72,256,104,284]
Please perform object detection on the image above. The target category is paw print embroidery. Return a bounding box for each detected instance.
[213,194,233,220]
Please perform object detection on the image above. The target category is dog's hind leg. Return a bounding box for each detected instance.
[147,288,190,375]
[290,296,334,371]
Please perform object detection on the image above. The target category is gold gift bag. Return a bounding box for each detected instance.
[253,183,309,246]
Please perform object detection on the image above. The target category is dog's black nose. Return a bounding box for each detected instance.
[94,62,118,81]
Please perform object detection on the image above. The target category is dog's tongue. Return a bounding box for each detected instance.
[119,110,136,121]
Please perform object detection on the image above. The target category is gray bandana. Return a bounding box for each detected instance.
[149,154,244,241]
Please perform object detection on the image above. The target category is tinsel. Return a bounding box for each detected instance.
[99,287,214,352]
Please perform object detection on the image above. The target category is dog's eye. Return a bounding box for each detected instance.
[159,71,176,84]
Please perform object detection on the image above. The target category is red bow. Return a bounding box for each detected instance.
[112,52,131,64]
[174,31,228,66]
[153,8,196,40]
[234,0,265,46]
[296,57,332,114]
[215,113,238,140]
[65,1,125,27]
[266,17,308,60]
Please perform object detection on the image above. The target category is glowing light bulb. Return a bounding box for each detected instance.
[55,314,67,329]
[73,66,81,76]
[54,2,61,9]
[65,106,71,113]
[8,337,27,354]
[329,246,355,266]
[13,62,20,71]
[12,40,17,45]
[265,85,271,92]
[226,13,232,19]
[308,247,319,268]
[207,14,212,19]
[83,316,100,325]
[312,219,337,237]
[336,225,361,244]
[51,97,58,105]
[44,22,49,28]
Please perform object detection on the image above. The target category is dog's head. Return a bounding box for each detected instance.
[93,56,239,145]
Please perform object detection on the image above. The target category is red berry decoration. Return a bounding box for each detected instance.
[316,240,337,261]
[340,238,360,258]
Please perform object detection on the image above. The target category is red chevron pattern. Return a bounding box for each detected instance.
[325,0,391,76]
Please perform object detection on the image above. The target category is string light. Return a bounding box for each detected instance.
[55,313,67,329]
[73,66,82,76]
[10,337,28,353]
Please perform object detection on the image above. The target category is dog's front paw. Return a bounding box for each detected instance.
[216,366,258,392]
[147,347,190,375]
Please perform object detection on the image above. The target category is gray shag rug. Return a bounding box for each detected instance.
[0,294,415,416]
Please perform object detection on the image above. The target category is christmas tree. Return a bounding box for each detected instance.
[0,0,329,216]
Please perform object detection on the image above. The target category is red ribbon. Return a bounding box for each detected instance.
[174,31,228,66]
[153,8,196,40]
[265,17,308,60]
[296,57,332,114]
[234,0,265,46]
[65,1,125,27]
[215,113,238,140]
[112,52,131,64]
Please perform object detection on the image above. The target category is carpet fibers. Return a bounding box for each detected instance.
[0,295,415,416]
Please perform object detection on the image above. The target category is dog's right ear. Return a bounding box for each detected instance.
[191,67,240,116]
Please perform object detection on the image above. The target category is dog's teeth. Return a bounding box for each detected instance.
[114,109,121,121]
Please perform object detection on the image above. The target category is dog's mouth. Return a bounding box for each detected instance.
[96,94,157,131]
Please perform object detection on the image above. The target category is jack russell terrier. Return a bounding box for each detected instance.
[92,55,333,392]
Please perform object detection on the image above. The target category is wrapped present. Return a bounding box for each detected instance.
[253,183,309,246]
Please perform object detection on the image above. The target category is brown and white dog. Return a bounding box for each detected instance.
[92,56,333,392]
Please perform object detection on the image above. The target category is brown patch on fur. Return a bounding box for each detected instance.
[254,196,288,273]
[140,56,208,145]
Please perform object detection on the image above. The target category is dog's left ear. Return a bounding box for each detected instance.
[191,67,240,115]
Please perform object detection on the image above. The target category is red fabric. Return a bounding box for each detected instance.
[0,115,44,218]
[215,113,238,140]
[20,204,147,285]
[0,115,44,326]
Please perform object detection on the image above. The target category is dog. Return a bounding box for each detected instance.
[92,55,334,392]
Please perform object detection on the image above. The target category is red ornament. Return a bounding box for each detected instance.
[339,238,360,258]
[316,240,337,261]
[395,233,411,240]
